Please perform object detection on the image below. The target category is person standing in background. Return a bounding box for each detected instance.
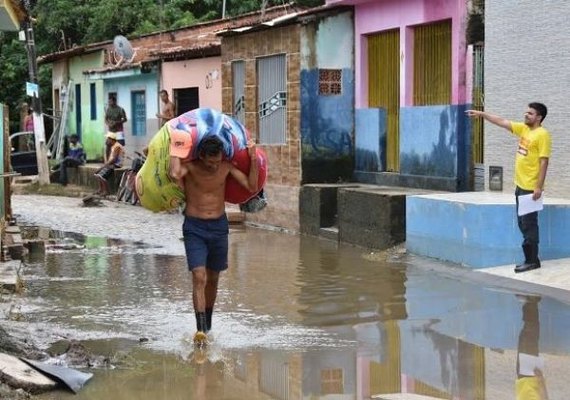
[105,94,127,146]
[156,90,175,126]
[24,108,34,132]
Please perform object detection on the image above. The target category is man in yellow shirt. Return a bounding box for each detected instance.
[466,103,551,273]
[515,294,548,399]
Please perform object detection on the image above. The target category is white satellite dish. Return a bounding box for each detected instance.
[112,35,136,66]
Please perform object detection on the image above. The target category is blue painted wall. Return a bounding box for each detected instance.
[355,108,386,172]
[406,194,570,268]
[400,104,471,190]
[300,11,354,183]
[300,67,353,155]
[403,272,570,352]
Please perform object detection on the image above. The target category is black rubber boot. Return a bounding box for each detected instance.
[514,244,541,273]
[515,244,531,269]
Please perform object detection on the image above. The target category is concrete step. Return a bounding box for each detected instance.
[0,353,57,394]
[0,260,20,292]
[319,226,339,241]
[3,227,26,260]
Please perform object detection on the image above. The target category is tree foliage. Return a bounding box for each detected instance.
[0,0,324,133]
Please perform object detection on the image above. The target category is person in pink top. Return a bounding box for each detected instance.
[24,108,34,132]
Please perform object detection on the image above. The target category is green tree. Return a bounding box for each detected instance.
[0,33,32,132]
[0,0,325,133]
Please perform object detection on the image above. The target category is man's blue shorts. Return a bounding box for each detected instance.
[182,214,229,272]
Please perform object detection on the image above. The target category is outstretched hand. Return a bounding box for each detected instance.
[465,109,483,118]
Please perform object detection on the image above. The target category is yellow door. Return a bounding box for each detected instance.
[368,30,400,172]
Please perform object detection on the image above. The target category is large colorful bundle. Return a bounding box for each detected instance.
[135,108,267,212]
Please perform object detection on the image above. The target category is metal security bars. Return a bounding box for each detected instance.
[232,60,246,125]
[257,54,287,145]
[472,44,484,164]
[319,69,342,96]
[413,20,452,106]
[368,29,400,172]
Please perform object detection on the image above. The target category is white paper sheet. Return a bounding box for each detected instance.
[518,193,544,216]
[518,352,545,376]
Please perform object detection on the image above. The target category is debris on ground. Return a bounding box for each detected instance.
[81,195,104,207]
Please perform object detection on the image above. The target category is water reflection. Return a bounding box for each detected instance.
[516,295,547,400]
[13,227,570,399]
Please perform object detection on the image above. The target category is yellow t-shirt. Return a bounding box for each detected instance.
[511,122,552,191]
[516,376,543,399]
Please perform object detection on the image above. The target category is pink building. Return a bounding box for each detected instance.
[327,0,473,192]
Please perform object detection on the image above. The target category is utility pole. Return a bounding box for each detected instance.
[24,19,50,185]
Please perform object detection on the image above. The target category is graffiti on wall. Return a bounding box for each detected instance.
[300,68,353,158]
[400,105,469,180]
[300,68,354,183]
[355,108,387,172]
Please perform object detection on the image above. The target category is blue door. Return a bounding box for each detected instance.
[131,91,146,136]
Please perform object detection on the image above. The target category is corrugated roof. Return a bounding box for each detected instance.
[216,4,353,36]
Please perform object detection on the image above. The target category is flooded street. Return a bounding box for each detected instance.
[7,195,570,399]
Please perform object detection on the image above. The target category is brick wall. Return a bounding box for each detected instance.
[222,25,302,231]
[485,1,570,197]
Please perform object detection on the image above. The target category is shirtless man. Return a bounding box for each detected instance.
[156,90,175,126]
[169,136,258,345]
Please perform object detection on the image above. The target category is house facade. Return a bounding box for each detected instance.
[39,6,295,161]
[327,0,472,192]
[220,6,354,231]
[87,64,161,157]
[0,0,26,31]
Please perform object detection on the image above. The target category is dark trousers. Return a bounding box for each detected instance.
[515,186,539,246]
[59,157,83,185]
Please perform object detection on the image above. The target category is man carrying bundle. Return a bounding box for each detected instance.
[169,136,259,346]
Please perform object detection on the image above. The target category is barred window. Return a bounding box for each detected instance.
[319,69,342,96]
[257,54,287,145]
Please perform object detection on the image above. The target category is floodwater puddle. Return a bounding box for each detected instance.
[4,225,570,399]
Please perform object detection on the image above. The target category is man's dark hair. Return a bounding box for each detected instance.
[69,134,79,140]
[529,102,547,123]
[160,89,168,95]
[199,136,223,157]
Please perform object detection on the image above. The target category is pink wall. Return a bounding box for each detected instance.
[161,56,222,112]
[349,0,468,108]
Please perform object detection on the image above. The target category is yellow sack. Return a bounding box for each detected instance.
[135,124,185,212]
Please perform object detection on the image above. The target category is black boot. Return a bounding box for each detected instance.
[514,244,541,273]
[515,244,531,269]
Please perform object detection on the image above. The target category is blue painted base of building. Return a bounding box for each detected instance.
[406,192,570,268]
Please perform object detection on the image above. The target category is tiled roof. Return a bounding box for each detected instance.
[38,4,302,67]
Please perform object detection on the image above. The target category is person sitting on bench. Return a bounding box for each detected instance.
[94,132,124,196]
[51,134,86,186]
